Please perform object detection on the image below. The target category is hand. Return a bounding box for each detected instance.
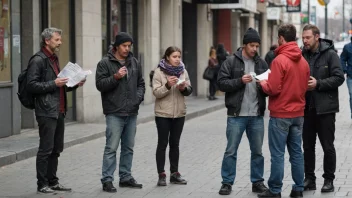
[167,76,178,87]
[177,81,187,91]
[242,74,253,84]
[55,77,69,87]
[307,76,317,91]
[77,79,86,87]
[115,66,127,79]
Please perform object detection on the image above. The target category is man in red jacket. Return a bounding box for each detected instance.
[257,24,310,198]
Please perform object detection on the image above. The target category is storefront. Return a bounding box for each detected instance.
[0,0,21,138]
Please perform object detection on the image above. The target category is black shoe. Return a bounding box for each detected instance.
[303,178,316,191]
[157,173,167,186]
[49,183,72,191]
[289,190,303,197]
[119,178,143,188]
[252,181,269,193]
[37,186,55,194]
[219,184,232,195]
[170,172,187,184]
[321,179,334,193]
[103,181,117,193]
[257,190,281,197]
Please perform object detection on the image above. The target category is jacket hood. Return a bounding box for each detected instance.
[318,38,334,52]
[275,42,302,62]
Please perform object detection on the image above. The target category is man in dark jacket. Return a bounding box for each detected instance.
[96,32,145,193]
[217,28,269,195]
[27,27,85,194]
[301,24,345,193]
[340,37,352,119]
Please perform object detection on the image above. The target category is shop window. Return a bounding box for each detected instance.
[0,0,11,83]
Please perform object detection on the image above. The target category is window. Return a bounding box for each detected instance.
[0,0,11,83]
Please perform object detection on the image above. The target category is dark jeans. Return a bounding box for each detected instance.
[36,113,65,189]
[155,116,185,174]
[209,79,217,97]
[303,108,336,181]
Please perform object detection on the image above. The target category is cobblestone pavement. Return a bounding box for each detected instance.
[0,86,351,198]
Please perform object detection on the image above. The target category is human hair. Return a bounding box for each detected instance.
[209,46,216,57]
[278,24,296,42]
[270,44,278,51]
[40,27,62,47]
[162,46,182,60]
[302,24,320,36]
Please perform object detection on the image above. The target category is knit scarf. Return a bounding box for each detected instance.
[158,59,185,78]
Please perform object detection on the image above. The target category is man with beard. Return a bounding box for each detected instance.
[27,28,85,194]
[217,28,269,195]
[301,24,344,193]
[96,32,145,193]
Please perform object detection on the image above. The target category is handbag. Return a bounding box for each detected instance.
[203,66,215,81]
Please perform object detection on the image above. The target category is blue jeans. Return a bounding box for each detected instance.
[347,76,352,119]
[221,116,265,185]
[101,114,137,184]
[268,117,304,194]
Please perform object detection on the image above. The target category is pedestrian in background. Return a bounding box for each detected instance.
[152,46,192,186]
[208,46,219,100]
[264,44,278,68]
[216,43,229,68]
[301,24,344,193]
[96,32,145,193]
[217,27,269,196]
[258,24,310,198]
[340,36,352,120]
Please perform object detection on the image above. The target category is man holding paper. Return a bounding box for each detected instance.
[96,32,145,193]
[217,28,269,195]
[27,27,85,194]
[258,24,310,198]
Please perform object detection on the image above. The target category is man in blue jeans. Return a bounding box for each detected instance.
[340,37,352,120]
[217,28,269,195]
[96,32,145,193]
[258,24,310,198]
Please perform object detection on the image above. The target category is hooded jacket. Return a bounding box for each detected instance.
[96,49,145,115]
[260,42,310,118]
[302,39,345,114]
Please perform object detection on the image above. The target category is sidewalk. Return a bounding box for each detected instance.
[0,96,225,167]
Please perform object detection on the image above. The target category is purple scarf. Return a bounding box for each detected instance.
[158,59,185,78]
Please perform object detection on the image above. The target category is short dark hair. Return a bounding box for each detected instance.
[278,24,296,42]
[303,24,320,36]
[162,46,182,60]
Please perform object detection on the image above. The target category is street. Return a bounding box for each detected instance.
[0,86,351,198]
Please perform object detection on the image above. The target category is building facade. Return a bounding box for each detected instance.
[0,0,277,138]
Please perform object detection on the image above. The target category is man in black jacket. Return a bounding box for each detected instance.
[27,27,85,194]
[301,24,345,193]
[217,28,269,195]
[96,32,145,193]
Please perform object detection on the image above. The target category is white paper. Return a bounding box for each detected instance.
[255,69,271,81]
[176,79,185,85]
[58,62,92,87]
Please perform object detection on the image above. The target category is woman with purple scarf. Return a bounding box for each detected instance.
[152,46,193,186]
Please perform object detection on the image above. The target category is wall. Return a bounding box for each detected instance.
[75,0,104,123]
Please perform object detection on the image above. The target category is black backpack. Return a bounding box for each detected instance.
[17,54,46,109]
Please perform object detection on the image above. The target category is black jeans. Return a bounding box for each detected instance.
[36,113,65,189]
[303,109,336,181]
[155,117,185,174]
[209,79,217,97]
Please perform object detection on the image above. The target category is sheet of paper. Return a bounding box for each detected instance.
[255,69,271,81]
[177,79,185,85]
[58,62,92,87]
